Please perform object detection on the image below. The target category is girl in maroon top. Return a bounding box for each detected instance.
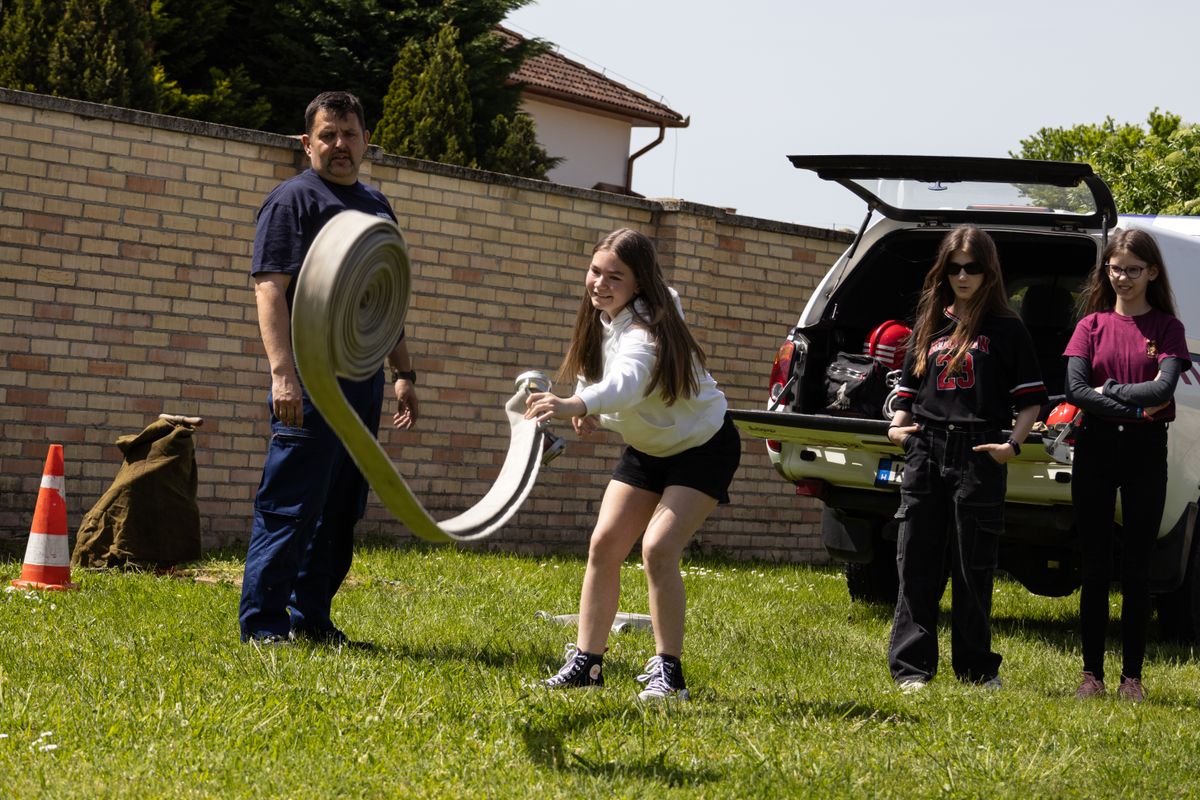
[1064,228,1190,702]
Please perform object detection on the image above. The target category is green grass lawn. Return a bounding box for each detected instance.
[3,546,1200,798]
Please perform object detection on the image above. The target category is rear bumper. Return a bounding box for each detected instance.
[771,440,1073,507]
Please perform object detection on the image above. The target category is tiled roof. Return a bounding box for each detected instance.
[498,27,687,127]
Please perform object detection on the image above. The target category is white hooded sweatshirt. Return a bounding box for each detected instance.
[574,289,727,457]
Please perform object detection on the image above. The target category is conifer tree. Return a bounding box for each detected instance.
[0,0,66,92]
[374,40,423,154]
[378,24,475,167]
[485,112,560,179]
[378,20,558,178]
[2,0,560,173]
[155,65,272,130]
[45,0,157,109]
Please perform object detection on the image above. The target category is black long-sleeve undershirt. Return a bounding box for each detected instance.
[1065,356,1184,419]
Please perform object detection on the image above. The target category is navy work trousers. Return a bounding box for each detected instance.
[888,425,1007,684]
[238,370,384,640]
[1073,419,1168,682]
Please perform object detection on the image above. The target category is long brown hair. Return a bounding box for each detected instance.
[558,228,706,405]
[1077,227,1179,317]
[910,225,1016,377]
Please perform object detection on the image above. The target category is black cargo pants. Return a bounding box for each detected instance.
[888,424,1007,684]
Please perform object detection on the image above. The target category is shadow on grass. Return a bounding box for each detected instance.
[518,707,720,786]
[992,609,1200,664]
[706,692,919,726]
[991,612,1078,645]
[847,599,896,623]
[849,584,1200,674]
[386,639,532,669]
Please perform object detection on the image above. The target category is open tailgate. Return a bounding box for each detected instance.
[731,408,1072,502]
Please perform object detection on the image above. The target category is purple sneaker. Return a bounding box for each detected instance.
[1117,676,1145,703]
[1074,671,1105,699]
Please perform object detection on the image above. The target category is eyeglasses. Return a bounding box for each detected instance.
[945,261,986,277]
[1105,263,1147,279]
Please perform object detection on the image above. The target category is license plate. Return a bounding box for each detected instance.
[875,457,904,488]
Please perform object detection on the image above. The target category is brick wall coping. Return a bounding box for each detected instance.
[1,87,854,246]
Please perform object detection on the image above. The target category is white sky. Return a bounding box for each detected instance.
[505,0,1200,231]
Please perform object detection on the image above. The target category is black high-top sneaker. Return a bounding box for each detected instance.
[541,643,604,688]
[636,654,689,701]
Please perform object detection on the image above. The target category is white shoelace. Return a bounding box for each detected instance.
[636,656,672,696]
[546,643,584,685]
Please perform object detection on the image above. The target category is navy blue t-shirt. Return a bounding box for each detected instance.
[252,168,398,309]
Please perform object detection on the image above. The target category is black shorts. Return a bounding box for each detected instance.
[612,414,741,504]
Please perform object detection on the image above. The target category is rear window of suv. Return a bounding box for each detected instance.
[850,178,1098,216]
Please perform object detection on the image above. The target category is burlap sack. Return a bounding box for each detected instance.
[72,418,202,569]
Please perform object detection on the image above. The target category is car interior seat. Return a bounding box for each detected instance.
[1019,281,1076,400]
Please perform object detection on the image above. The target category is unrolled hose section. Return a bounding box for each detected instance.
[291,210,551,542]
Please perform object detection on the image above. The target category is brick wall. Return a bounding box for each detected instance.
[0,89,852,562]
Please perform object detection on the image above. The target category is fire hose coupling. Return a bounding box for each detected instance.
[515,369,553,395]
[539,430,567,467]
[515,370,567,467]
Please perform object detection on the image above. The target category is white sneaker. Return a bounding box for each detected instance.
[636,655,690,701]
[982,676,1002,690]
[898,678,928,694]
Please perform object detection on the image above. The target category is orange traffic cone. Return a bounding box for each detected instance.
[12,444,78,591]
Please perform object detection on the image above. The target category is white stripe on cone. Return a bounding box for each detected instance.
[23,532,70,566]
[40,474,65,495]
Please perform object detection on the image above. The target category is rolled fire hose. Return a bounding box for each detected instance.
[291,210,559,543]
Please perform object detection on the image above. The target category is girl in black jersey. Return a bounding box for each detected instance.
[886,225,1047,691]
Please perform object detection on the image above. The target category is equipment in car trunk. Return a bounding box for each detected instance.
[824,352,890,418]
[862,319,912,370]
[1044,401,1083,464]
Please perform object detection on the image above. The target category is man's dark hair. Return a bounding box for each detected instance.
[304,92,367,135]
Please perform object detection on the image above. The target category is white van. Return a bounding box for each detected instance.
[732,156,1200,640]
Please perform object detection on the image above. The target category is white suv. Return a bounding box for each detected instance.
[732,156,1200,640]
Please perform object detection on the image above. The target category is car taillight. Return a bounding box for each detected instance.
[768,340,796,408]
[794,479,828,498]
[766,341,797,450]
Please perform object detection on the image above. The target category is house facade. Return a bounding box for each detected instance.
[500,27,688,195]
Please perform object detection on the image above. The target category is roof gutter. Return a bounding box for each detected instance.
[625,115,689,193]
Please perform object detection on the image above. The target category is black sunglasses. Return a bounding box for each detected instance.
[944,260,986,276]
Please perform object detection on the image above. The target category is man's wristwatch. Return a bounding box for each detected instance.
[391,368,417,384]
[1006,437,1021,456]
